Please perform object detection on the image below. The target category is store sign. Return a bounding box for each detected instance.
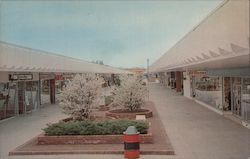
[9,74,33,81]
[39,73,55,80]
[188,71,207,76]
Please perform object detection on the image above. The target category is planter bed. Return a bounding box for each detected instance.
[106,109,153,119]
[37,133,153,145]
[9,101,175,156]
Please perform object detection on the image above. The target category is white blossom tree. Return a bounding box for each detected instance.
[60,74,103,120]
[112,75,148,111]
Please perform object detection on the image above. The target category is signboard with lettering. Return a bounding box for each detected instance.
[188,71,207,76]
[39,73,55,80]
[9,74,33,81]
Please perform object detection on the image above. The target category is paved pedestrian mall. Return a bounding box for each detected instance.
[0,84,249,159]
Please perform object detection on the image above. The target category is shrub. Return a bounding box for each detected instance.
[112,75,148,111]
[43,119,149,136]
[60,74,103,121]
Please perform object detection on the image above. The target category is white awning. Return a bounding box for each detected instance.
[150,0,249,72]
[0,41,131,74]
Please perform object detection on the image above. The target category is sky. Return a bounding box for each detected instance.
[0,0,223,68]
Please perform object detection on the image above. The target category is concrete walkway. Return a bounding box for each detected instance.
[149,83,250,159]
[0,83,249,159]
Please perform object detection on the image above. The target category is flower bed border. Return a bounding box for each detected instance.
[106,109,153,119]
[37,132,153,145]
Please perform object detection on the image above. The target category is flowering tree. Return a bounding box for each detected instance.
[112,75,148,111]
[60,74,103,120]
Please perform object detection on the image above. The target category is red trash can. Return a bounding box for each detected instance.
[123,126,140,159]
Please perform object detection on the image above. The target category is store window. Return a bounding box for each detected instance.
[0,83,17,120]
[41,80,50,105]
[55,80,65,102]
[25,81,39,112]
[242,78,250,122]
[195,76,223,110]
[232,77,242,117]
[223,77,231,111]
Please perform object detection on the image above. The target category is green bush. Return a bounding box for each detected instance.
[43,119,148,136]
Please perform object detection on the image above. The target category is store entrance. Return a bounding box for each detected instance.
[223,77,231,111]
[191,76,196,98]
[232,77,242,117]
[25,81,39,112]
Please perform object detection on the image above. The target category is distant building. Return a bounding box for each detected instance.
[125,67,145,75]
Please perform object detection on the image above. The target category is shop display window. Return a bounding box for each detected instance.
[25,81,38,111]
[0,83,8,119]
[41,80,50,95]
[223,77,231,111]
[195,76,223,110]
[195,77,221,91]
[41,80,51,105]
[56,81,64,94]
[0,83,17,120]
[242,78,250,121]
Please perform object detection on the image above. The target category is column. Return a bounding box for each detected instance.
[50,79,55,104]
[18,81,25,114]
[175,71,182,92]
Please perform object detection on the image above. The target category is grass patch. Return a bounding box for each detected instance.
[43,119,148,136]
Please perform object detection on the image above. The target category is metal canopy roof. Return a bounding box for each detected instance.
[0,41,131,74]
[150,0,249,72]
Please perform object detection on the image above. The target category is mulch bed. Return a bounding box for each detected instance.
[9,101,174,156]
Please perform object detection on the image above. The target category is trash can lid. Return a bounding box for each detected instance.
[123,126,139,135]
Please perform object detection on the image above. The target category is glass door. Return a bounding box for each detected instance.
[242,78,250,122]
[223,77,231,111]
[25,81,39,112]
[232,77,242,117]
[7,83,17,118]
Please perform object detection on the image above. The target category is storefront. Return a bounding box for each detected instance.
[0,72,41,120]
[183,68,250,126]
[223,77,250,121]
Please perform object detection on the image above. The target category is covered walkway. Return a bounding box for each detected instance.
[149,83,250,159]
[0,84,249,159]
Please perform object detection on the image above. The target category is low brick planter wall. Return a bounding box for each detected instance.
[98,105,110,111]
[37,133,153,145]
[106,109,153,119]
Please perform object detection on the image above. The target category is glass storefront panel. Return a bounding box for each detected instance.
[41,80,50,105]
[7,83,17,117]
[55,80,65,102]
[0,83,17,120]
[232,77,242,117]
[25,81,39,112]
[195,76,223,110]
[242,77,250,122]
[0,83,8,120]
[223,77,231,111]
